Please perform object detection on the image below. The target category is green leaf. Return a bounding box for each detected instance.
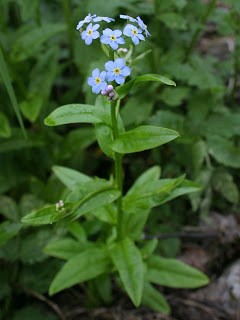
[207,136,240,168]
[0,47,26,137]
[159,86,190,107]
[20,47,59,122]
[11,23,66,61]
[52,165,91,190]
[158,12,187,30]
[141,239,158,259]
[0,112,11,138]
[69,188,120,221]
[0,222,21,246]
[19,229,52,264]
[95,123,114,158]
[128,166,161,194]
[111,125,179,154]
[212,169,239,204]
[116,74,176,99]
[21,203,73,225]
[142,282,171,314]
[44,104,111,127]
[147,255,209,288]
[44,238,91,260]
[0,196,18,222]
[109,238,144,307]
[49,246,110,295]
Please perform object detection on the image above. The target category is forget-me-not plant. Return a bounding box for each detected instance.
[23,12,209,315]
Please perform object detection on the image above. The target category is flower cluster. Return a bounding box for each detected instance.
[88,58,131,94]
[56,200,64,211]
[76,13,150,47]
[76,14,150,95]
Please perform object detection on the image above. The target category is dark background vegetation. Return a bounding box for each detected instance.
[0,0,239,319]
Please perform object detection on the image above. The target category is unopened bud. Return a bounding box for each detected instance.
[101,89,107,96]
[109,91,115,98]
[107,85,114,92]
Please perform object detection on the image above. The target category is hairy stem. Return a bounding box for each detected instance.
[111,100,123,240]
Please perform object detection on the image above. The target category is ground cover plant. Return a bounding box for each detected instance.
[0,0,239,319]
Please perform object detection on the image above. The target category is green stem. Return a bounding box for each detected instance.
[61,0,74,59]
[185,0,217,58]
[111,100,123,240]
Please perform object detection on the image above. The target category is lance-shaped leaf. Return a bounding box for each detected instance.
[147,255,209,288]
[116,74,176,99]
[111,125,179,154]
[44,104,111,127]
[49,246,111,295]
[52,165,91,190]
[142,281,171,314]
[109,238,144,307]
[44,238,92,260]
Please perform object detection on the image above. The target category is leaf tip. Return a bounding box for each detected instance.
[44,116,55,126]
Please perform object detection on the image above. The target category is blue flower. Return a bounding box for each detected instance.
[88,68,108,94]
[136,16,151,37]
[93,16,115,23]
[105,58,131,85]
[100,28,125,50]
[119,14,136,23]
[81,23,100,45]
[76,14,96,30]
[123,24,145,45]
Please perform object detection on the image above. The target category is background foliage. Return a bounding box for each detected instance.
[0,0,239,318]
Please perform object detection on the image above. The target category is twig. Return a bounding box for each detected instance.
[21,286,66,320]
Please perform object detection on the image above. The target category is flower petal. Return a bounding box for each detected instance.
[92,23,100,31]
[132,36,139,45]
[88,77,95,86]
[100,35,110,44]
[115,58,125,69]
[105,61,114,71]
[114,29,122,37]
[92,31,100,39]
[115,74,125,84]
[92,84,101,94]
[85,37,93,45]
[116,37,125,45]
[92,69,99,78]
[110,41,118,50]
[100,71,107,79]
[121,66,131,76]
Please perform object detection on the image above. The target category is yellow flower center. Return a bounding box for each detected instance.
[132,29,138,35]
[87,29,93,35]
[110,35,116,41]
[95,77,101,84]
[113,68,121,75]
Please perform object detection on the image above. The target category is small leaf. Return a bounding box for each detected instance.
[0,47,26,137]
[52,165,91,190]
[0,222,21,246]
[44,104,111,127]
[109,238,144,307]
[111,125,179,154]
[207,136,240,168]
[95,123,114,158]
[0,112,11,138]
[116,74,176,99]
[44,238,91,260]
[142,282,171,314]
[49,246,110,295]
[147,255,209,288]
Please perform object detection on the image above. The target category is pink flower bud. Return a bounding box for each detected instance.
[101,90,107,96]
[107,85,114,92]
[109,92,115,98]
